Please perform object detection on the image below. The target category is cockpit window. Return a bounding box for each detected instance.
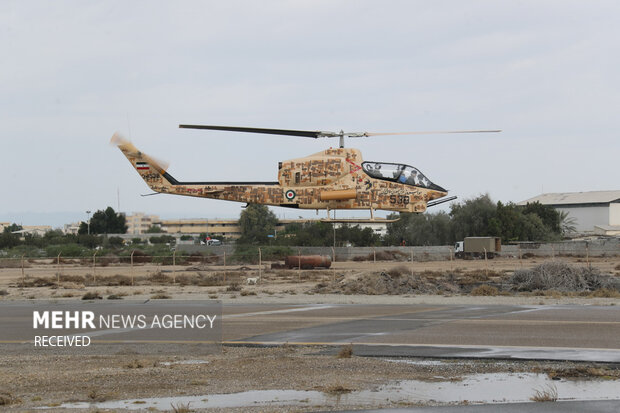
[362,161,445,191]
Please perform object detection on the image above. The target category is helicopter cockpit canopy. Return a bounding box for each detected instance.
[362,162,446,192]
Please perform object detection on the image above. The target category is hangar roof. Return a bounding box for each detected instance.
[517,190,620,206]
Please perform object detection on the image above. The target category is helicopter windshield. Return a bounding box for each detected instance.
[362,162,446,191]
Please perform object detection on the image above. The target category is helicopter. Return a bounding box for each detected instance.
[112,125,500,222]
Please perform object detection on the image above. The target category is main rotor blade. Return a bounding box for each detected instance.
[362,129,502,137]
[179,124,337,138]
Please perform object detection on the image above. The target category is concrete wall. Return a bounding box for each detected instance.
[556,206,610,232]
[501,238,620,257]
[177,239,620,261]
[610,203,620,226]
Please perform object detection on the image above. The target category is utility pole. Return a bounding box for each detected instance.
[86,210,92,235]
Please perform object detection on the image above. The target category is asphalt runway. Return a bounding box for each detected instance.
[222,303,620,362]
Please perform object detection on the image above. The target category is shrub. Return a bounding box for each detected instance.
[148,271,171,284]
[471,284,499,296]
[530,384,558,402]
[45,243,89,258]
[337,344,353,358]
[386,265,409,277]
[226,282,242,292]
[82,291,102,300]
[511,261,619,292]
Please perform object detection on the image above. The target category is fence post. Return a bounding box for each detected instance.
[331,246,336,283]
[484,247,488,277]
[518,244,523,267]
[21,254,25,287]
[373,247,376,264]
[552,244,555,259]
[92,251,97,284]
[130,250,135,286]
[258,247,262,283]
[224,250,226,281]
[297,247,301,281]
[410,248,414,277]
[586,242,590,266]
[450,247,453,272]
[57,253,61,285]
[172,250,176,284]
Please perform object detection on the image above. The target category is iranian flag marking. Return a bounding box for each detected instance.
[136,162,149,170]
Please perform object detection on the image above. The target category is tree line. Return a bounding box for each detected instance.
[237,194,569,247]
[1,195,570,253]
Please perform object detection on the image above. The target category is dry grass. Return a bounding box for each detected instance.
[0,392,19,406]
[123,359,145,369]
[352,250,408,262]
[87,389,115,402]
[82,291,102,300]
[322,384,353,395]
[470,284,499,296]
[386,265,409,277]
[19,277,56,287]
[337,344,353,358]
[511,261,619,292]
[171,401,194,413]
[588,288,620,298]
[226,282,242,292]
[151,293,171,299]
[530,384,558,402]
[547,366,619,380]
[0,259,28,268]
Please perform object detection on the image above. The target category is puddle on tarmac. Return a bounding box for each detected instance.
[46,373,620,411]
[383,358,448,366]
[160,359,209,366]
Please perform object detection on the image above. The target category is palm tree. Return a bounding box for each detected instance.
[558,211,577,235]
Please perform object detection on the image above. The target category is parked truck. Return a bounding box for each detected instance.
[454,237,501,259]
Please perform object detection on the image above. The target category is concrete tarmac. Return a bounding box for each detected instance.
[223,303,620,362]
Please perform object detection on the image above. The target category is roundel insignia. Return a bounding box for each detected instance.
[285,189,296,200]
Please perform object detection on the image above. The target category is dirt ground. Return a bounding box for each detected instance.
[1,256,619,304]
[1,346,619,412]
[1,256,619,411]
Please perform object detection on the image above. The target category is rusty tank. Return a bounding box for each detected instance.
[284,255,332,269]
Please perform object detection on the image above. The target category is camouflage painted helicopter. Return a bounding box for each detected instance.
[112,125,500,222]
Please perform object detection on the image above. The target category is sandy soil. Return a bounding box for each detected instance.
[1,346,619,412]
[0,256,619,305]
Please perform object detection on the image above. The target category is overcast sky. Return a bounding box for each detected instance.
[1,1,619,227]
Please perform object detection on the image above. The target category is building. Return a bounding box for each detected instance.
[158,219,242,238]
[63,222,81,235]
[156,218,388,240]
[518,190,620,234]
[157,218,312,239]
[125,213,161,235]
[1,222,52,236]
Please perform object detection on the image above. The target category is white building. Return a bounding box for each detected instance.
[63,222,81,235]
[518,190,620,234]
